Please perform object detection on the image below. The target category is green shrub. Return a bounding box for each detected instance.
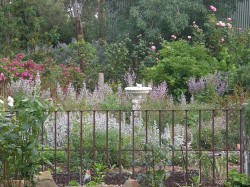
[69,127,132,171]
[144,40,219,97]
[224,169,250,187]
[192,126,224,150]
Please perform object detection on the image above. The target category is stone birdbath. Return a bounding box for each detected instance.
[125,84,152,124]
[125,83,152,111]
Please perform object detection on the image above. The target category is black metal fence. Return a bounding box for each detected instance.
[39,108,248,186]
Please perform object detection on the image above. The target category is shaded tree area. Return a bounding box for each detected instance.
[0,0,243,57]
[0,0,76,57]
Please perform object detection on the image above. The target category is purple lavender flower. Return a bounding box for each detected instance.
[124,68,136,86]
[188,77,196,94]
[197,77,206,91]
[188,77,205,94]
[150,81,168,99]
[215,76,228,96]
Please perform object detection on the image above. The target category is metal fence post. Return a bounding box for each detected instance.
[242,103,250,176]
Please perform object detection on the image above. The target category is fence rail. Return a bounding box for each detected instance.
[38,108,247,186]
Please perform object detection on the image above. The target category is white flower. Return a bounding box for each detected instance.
[7,96,14,107]
[227,23,232,29]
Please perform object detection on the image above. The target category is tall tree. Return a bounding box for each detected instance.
[104,0,244,43]
[0,0,74,57]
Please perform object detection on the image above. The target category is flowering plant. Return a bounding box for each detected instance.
[204,6,249,72]
[41,57,84,95]
[0,53,43,83]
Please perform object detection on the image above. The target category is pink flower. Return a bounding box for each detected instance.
[187,36,192,40]
[216,21,226,27]
[3,57,8,62]
[209,5,217,12]
[22,71,28,77]
[151,45,156,51]
[220,38,225,43]
[227,18,232,22]
[0,73,7,81]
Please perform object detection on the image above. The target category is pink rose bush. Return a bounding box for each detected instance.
[40,58,84,95]
[0,53,42,83]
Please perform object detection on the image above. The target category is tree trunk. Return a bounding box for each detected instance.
[99,0,105,40]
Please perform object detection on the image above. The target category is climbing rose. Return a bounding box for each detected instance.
[151,46,156,51]
[210,5,217,12]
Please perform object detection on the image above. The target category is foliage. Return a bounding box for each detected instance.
[42,149,66,164]
[224,169,250,187]
[144,40,219,97]
[68,180,79,186]
[0,0,71,57]
[192,126,224,150]
[136,142,171,187]
[99,93,130,111]
[67,39,100,89]
[204,13,250,73]
[0,54,42,83]
[86,163,108,186]
[101,35,159,85]
[41,57,84,95]
[69,126,132,170]
[187,73,228,103]
[0,95,54,184]
[108,0,207,43]
[102,38,130,84]
[202,0,245,20]
[234,62,250,92]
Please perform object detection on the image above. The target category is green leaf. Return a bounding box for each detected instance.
[17,148,22,155]
[22,123,31,131]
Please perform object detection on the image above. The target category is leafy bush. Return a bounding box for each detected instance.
[0,95,54,184]
[41,57,84,95]
[234,62,250,92]
[135,142,171,187]
[192,126,224,150]
[69,127,132,170]
[224,169,250,187]
[144,40,219,97]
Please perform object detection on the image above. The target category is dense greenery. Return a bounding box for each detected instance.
[144,40,219,96]
[1,1,250,186]
[0,95,54,185]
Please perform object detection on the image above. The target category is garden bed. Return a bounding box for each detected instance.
[53,165,236,187]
